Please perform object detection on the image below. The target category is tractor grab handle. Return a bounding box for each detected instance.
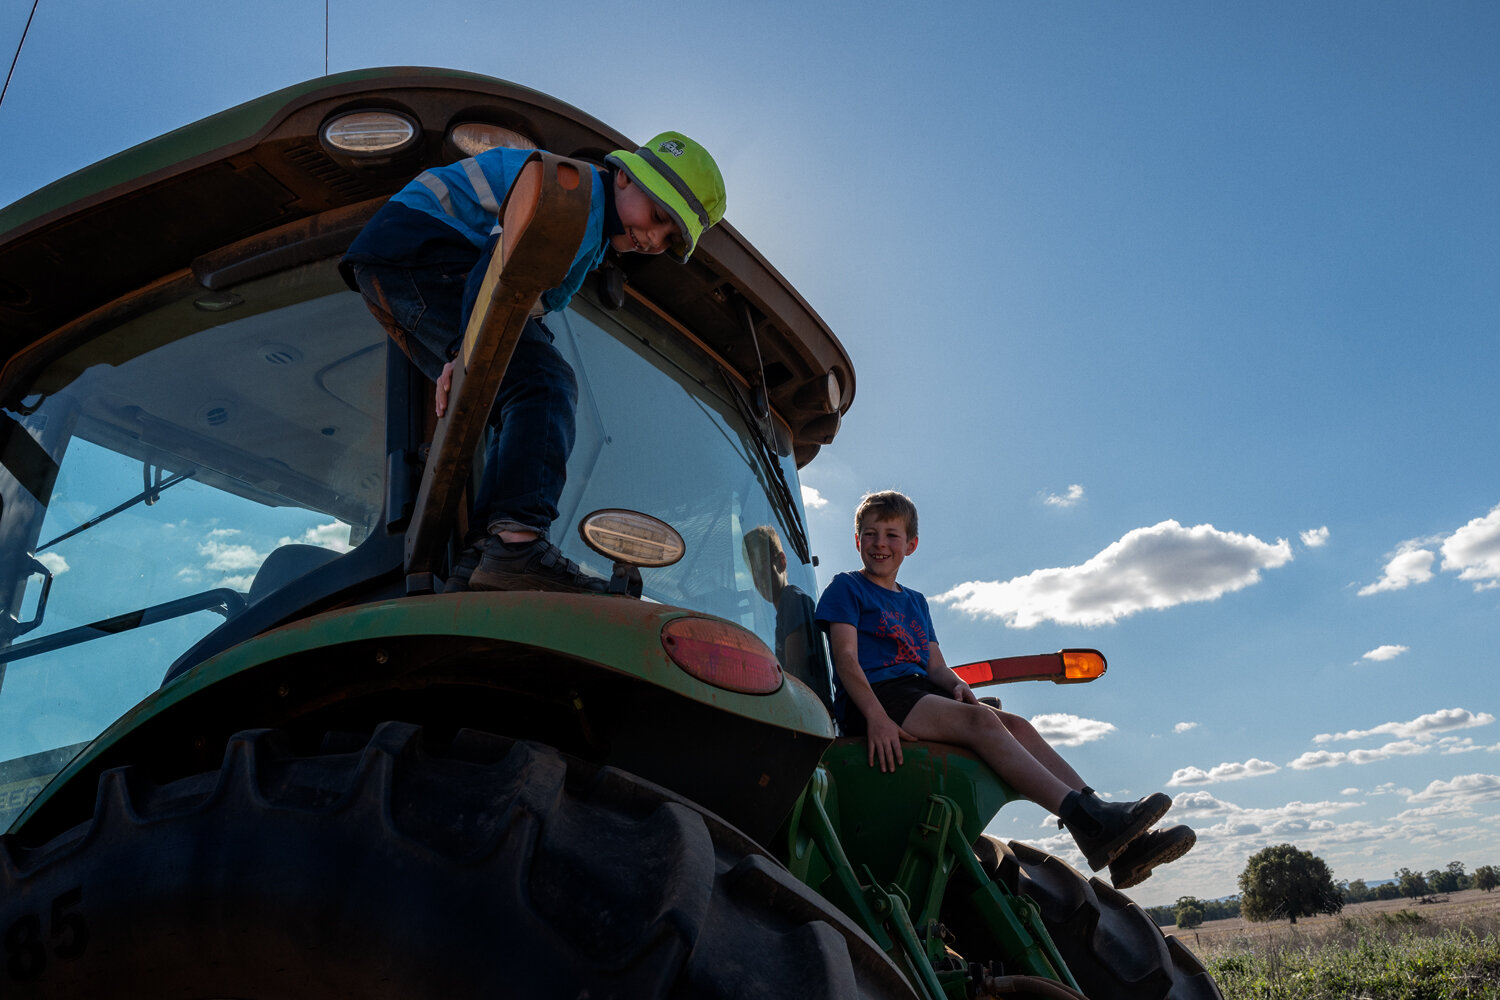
[952,649,1106,688]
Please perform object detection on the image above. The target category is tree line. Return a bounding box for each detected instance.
[1145,847,1499,928]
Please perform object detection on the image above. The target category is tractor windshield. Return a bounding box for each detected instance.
[0,257,824,826]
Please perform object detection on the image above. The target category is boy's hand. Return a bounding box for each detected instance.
[951,681,978,705]
[866,714,915,773]
[436,360,455,417]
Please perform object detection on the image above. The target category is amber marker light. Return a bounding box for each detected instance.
[661,618,782,694]
[952,649,1107,688]
[1061,649,1107,682]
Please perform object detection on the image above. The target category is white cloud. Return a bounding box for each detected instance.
[1290,739,1435,770]
[1300,526,1330,548]
[1440,505,1500,591]
[1174,722,1199,734]
[1029,713,1116,747]
[1406,773,1500,807]
[198,539,266,572]
[278,522,353,553]
[1360,502,1500,596]
[1167,757,1281,787]
[1313,708,1495,745]
[801,484,829,511]
[1362,644,1408,662]
[1341,787,1361,796]
[1169,791,1362,828]
[1358,543,1435,595]
[1438,737,1484,755]
[36,552,68,576]
[1043,484,1085,508]
[935,520,1293,628]
[1287,750,1347,770]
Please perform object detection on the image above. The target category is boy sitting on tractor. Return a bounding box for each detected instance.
[815,490,1195,890]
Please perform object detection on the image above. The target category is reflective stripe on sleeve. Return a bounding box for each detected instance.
[414,170,455,216]
[461,158,501,216]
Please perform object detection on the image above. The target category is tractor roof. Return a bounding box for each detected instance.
[0,67,852,464]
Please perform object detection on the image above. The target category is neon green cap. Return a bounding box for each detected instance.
[606,131,725,262]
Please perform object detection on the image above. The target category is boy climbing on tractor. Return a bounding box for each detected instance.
[342,131,725,593]
[815,490,1195,890]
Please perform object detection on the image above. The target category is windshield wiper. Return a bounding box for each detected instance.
[37,464,191,553]
[0,589,246,665]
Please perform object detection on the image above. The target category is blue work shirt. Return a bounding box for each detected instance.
[343,145,612,315]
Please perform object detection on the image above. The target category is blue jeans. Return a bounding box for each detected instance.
[351,253,577,539]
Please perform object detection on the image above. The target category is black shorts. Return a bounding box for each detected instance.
[839,674,948,736]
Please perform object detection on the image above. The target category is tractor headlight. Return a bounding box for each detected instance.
[320,110,419,157]
[449,122,537,157]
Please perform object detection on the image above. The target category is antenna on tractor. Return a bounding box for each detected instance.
[1,0,41,109]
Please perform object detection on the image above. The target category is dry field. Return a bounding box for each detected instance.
[1162,890,1500,999]
[1165,889,1500,947]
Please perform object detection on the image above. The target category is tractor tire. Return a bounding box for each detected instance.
[975,837,1222,1000]
[1,722,916,999]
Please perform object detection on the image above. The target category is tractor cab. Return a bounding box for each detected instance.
[0,69,848,831]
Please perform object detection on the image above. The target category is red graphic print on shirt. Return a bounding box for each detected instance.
[876,610,928,664]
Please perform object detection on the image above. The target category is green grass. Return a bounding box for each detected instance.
[1200,909,1500,999]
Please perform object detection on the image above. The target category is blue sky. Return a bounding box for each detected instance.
[3,2,1498,906]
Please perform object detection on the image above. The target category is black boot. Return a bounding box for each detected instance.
[1108,825,1196,890]
[1058,790,1172,871]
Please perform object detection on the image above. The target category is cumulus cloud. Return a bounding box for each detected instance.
[1440,505,1500,591]
[1361,502,1500,595]
[1174,722,1199,734]
[36,552,68,576]
[1438,737,1485,755]
[1168,790,1362,830]
[1300,526,1330,548]
[198,538,266,572]
[935,520,1293,628]
[1029,713,1116,747]
[1406,773,1500,807]
[1167,757,1281,787]
[1044,484,1085,508]
[1313,708,1495,745]
[1288,739,1432,770]
[1359,543,1436,595]
[1362,644,1408,662]
[278,522,353,553]
[801,484,829,511]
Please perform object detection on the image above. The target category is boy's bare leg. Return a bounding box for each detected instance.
[995,710,1088,791]
[902,697,1073,812]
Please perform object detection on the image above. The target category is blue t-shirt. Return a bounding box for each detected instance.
[815,570,936,721]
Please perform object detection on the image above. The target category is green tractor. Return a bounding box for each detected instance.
[0,69,1220,998]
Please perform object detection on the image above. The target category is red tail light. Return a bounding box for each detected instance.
[661,618,782,694]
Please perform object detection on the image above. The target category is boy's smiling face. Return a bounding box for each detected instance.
[856,515,918,589]
[610,170,680,255]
